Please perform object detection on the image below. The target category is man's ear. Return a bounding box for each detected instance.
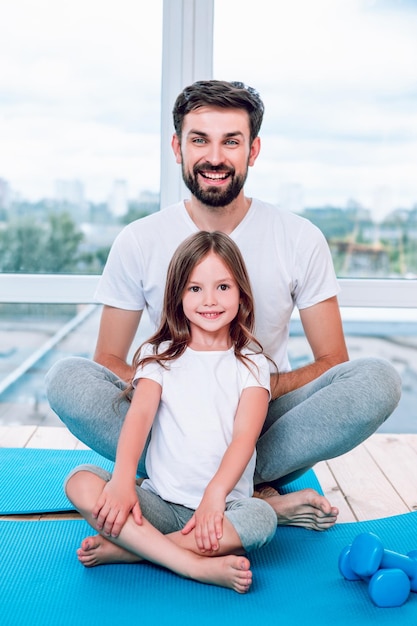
[248,136,261,167]
[171,134,182,164]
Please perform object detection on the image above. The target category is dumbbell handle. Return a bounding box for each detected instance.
[380,550,417,586]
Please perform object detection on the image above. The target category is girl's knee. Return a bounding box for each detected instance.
[252,500,277,547]
[64,464,108,504]
[227,498,276,552]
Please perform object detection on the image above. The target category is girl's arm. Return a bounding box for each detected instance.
[93,377,161,538]
[182,385,269,552]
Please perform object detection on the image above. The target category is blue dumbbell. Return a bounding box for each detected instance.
[348,532,417,591]
[339,544,411,607]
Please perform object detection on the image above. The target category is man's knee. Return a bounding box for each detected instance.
[45,356,101,411]
[349,357,402,413]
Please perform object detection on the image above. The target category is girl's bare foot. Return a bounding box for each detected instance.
[189,554,252,594]
[77,536,252,593]
[77,535,142,567]
[254,486,338,531]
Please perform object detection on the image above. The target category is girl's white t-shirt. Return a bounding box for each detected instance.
[94,199,340,372]
[133,343,271,509]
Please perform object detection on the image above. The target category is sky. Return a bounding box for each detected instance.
[0,0,416,219]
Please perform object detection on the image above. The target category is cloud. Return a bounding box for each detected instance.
[1,0,416,214]
[214,0,417,211]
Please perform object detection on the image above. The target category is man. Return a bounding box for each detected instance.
[46,80,401,537]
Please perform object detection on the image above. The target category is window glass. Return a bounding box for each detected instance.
[214,0,417,279]
[214,0,417,434]
[0,0,162,274]
[0,0,162,426]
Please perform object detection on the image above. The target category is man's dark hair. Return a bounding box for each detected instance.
[172,80,264,144]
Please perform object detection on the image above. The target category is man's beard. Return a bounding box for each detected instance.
[182,163,248,208]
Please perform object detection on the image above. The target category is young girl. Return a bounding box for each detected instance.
[65,231,276,593]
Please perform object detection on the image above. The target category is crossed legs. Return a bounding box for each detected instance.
[65,470,253,593]
[48,356,401,532]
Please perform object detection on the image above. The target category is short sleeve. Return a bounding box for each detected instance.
[132,343,164,388]
[242,352,271,399]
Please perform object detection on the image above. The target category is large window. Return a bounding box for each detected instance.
[0,0,415,433]
[0,0,162,425]
[213,0,417,433]
[0,0,162,275]
[214,0,417,279]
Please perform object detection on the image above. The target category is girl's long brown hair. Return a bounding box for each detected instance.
[124,231,275,397]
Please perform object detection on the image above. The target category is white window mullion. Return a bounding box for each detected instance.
[159,0,214,208]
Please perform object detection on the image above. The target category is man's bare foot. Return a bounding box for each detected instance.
[254,486,338,531]
[76,535,142,567]
[189,555,252,594]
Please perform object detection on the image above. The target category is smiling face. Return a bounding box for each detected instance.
[182,250,241,348]
[172,106,260,208]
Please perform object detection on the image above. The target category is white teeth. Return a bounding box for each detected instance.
[202,172,228,180]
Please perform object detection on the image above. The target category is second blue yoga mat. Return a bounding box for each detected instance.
[1,513,417,626]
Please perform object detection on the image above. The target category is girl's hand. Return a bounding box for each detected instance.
[92,479,142,538]
[181,492,225,553]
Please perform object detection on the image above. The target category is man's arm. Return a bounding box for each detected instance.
[93,305,143,382]
[271,296,349,399]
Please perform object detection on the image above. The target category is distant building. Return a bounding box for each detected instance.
[330,240,390,276]
[0,178,11,211]
[138,190,160,214]
[54,179,85,206]
[109,180,128,217]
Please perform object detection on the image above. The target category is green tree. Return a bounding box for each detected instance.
[42,212,84,272]
[0,213,84,273]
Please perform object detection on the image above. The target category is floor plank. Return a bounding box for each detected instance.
[26,426,82,449]
[323,442,410,521]
[363,434,417,513]
[0,425,37,447]
[314,461,356,522]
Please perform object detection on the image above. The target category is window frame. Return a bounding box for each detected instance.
[0,0,415,312]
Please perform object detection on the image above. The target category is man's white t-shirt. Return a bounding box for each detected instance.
[95,199,340,372]
[133,343,271,509]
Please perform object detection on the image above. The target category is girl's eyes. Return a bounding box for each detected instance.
[188,284,230,292]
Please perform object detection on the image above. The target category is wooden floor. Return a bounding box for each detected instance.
[1,425,417,524]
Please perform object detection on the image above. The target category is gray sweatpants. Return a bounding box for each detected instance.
[65,464,277,553]
[47,356,401,487]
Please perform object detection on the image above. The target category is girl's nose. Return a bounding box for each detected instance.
[203,289,217,306]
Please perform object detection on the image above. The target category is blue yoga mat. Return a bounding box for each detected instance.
[1,513,416,626]
[0,448,114,514]
[0,447,321,514]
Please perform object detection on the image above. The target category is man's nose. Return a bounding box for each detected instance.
[205,143,224,165]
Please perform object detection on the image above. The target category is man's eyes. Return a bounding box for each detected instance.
[190,138,239,146]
